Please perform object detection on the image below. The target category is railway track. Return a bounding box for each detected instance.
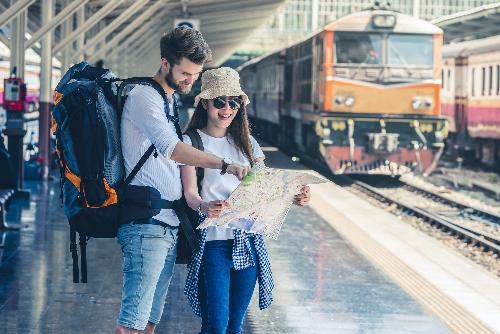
[277,147,500,256]
[346,176,500,256]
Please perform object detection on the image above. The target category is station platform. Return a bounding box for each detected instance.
[0,146,495,333]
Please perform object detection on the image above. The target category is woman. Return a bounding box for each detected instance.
[181,67,311,334]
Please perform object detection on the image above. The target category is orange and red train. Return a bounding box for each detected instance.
[239,8,448,175]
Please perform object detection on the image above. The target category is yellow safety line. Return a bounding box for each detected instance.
[310,192,495,334]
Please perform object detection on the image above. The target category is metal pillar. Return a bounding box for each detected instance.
[61,0,72,72]
[38,0,53,180]
[74,6,85,63]
[9,2,26,79]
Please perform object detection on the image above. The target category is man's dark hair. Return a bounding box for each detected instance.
[160,26,212,65]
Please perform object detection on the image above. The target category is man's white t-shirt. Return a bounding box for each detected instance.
[121,85,181,226]
[183,130,265,241]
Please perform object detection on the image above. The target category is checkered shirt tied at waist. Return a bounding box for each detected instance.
[184,217,275,317]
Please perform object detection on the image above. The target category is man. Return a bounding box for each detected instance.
[116,27,248,334]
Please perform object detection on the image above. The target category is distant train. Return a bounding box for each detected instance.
[239,7,448,175]
[442,35,500,169]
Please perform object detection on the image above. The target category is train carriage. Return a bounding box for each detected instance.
[239,7,449,175]
[442,35,500,168]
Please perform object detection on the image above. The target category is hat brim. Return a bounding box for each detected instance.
[194,88,250,107]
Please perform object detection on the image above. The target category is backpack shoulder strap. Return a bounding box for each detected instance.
[119,77,184,186]
[118,77,183,140]
[185,129,204,193]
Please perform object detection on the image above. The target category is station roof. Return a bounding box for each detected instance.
[432,2,500,44]
[0,0,286,74]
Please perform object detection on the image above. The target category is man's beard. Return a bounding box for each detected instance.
[164,67,190,94]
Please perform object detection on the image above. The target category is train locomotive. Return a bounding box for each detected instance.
[239,7,448,175]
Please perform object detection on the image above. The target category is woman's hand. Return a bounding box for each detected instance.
[200,200,229,218]
[293,186,311,207]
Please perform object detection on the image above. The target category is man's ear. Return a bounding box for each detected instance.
[161,58,170,71]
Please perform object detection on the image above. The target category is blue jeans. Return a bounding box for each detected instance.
[116,222,178,330]
[199,239,258,334]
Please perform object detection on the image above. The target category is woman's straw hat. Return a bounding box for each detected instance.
[194,67,249,107]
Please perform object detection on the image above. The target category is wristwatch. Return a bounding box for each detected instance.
[221,157,232,175]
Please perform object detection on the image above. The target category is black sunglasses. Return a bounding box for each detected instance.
[213,96,242,110]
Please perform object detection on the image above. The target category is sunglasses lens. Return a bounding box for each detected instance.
[212,96,241,110]
[213,97,226,109]
[228,99,241,110]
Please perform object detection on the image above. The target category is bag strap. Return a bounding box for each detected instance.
[118,77,184,186]
[174,129,205,254]
[79,233,88,283]
[185,129,204,192]
[123,144,156,186]
[173,201,198,251]
[70,227,79,283]
[118,77,183,140]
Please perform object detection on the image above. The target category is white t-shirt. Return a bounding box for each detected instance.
[183,130,265,241]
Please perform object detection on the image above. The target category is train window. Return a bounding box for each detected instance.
[334,33,381,64]
[489,66,493,96]
[482,67,486,96]
[387,34,433,66]
[497,65,500,96]
[441,69,444,89]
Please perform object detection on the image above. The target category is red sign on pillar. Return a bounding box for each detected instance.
[3,78,27,111]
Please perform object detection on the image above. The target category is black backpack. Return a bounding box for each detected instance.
[52,61,196,281]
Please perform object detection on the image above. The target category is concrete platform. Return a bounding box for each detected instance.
[0,147,455,333]
[310,180,500,333]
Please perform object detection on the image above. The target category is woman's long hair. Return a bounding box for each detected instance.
[185,98,254,166]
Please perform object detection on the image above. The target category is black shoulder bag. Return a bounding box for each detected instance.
[175,128,204,264]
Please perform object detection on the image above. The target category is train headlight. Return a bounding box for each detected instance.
[412,96,434,110]
[334,95,344,105]
[423,98,433,109]
[344,96,355,107]
[412,98,422,110]
[372,14,396,28]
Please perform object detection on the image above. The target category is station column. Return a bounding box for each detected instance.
[38,0,53,180]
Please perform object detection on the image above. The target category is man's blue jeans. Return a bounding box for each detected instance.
[199,239,258,334]
[116,222,178,330]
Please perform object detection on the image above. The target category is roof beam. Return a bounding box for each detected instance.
[105,14,166,61]
[0,0,36,27]
[53,0,123,55]
[87,0,167,64]
[25,0,90,49]
[72,0,149,61]
[188,0,283,13]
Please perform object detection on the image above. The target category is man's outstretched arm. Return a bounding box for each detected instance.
[171,141,249,180]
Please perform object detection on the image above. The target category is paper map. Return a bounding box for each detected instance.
[197,163,327,239]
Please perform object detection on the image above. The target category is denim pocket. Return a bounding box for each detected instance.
[140,224,166,238]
